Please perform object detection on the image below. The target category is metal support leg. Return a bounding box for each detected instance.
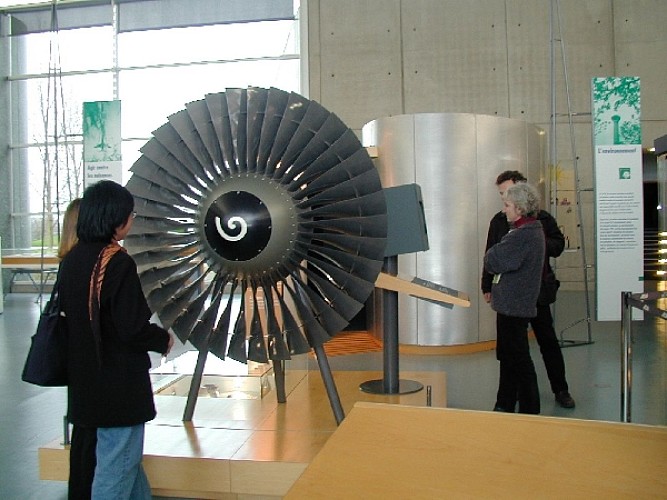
[273,359,287,403]
[621,291,632,423]
[313,344,345,425]
[62,415,70,446]
[183,347,208,421]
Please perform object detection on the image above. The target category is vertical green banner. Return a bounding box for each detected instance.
[592,77,642,321]
[83,100,122,186]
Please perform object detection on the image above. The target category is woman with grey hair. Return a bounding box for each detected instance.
[484,182,545,414]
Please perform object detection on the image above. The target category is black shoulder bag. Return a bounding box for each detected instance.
[21,268,68,386]
[537,269,560,306]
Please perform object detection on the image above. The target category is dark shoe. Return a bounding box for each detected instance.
[555,391,575,408]
[493,404,514,413]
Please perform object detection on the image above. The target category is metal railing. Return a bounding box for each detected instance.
[620,290,667,422]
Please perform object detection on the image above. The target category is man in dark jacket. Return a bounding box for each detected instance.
[482,170,575,409]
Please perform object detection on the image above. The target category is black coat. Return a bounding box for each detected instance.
[60,241,169,428]
[481,210,565,295]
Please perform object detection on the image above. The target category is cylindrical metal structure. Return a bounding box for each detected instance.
[362,113,546,346]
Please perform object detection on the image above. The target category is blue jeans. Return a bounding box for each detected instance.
[92,424,151,500]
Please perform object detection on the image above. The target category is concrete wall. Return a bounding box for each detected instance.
[303,0,667,291]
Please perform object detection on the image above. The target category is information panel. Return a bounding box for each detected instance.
[592,77,642,321]
[83,100,122,186]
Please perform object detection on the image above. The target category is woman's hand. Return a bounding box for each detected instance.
[165,333,175,355]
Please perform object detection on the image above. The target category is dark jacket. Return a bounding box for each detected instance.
[484,219,545,318]
[481,209,564,295]
[60,241,169,428]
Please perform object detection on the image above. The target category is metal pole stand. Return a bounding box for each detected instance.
[620,291,633,423]
[360,256,423,395]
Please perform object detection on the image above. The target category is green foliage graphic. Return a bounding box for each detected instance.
[592,77,641,145]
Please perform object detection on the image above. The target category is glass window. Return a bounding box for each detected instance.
[119,59,300,139]
[16,73,114,145]
[6,11,301,253]
[14,26,114,75]
[17,144,84,214]
[118,20,298,67]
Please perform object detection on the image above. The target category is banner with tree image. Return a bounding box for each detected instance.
[592,77,642,321]
[83,101,122,186]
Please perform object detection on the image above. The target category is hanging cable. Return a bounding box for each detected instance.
[550,0,593,346]
[39,1,67,296]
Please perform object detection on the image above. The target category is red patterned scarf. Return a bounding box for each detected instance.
[89,242,126,365]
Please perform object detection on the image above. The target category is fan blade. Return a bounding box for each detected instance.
[153,122,210,188]
[138,254,204,292]
[130,155,199,198]
[139,137,201,188]
[301,254,375,303]
[310,231,386,261]
[134,195,193,219]
[303,190,387,218]
[247,287,268,363]
[261,283,291,360]
[274,101,330,179]
[205,92,237,175]
[274,284,310,355]
[296,266,363,321]
[227,287,248,363]
[168,109,216,183]
[282,278,334,347]
[294,244,383,284]
[155,270,211,333]
[300,214,388,238]
[281,113,347,185]
[188,277,228,351]
[225,88,248,172]
[246,87,268,173]
[266,92,309,175]
[292,148,375,200]
[171,278,217,343]
[208,280,238,360]
[130,215,195,236]
[124,232,196,254]
[296,169,382,209]
[126,171,198,209]
[186,99,225,180]
[132,244,200,270]
[146,263,202,315]
[256,87,289,174]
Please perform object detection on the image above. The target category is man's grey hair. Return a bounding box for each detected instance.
[503,182,540,216]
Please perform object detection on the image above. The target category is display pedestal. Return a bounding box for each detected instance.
[360,256,423,395]
[39,370,447,498]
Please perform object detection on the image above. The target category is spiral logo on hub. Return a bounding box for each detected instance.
[204,191,271,261]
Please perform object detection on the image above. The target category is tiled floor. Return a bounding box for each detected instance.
[1,288,665,499]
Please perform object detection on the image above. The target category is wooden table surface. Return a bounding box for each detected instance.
[286,402,667,499]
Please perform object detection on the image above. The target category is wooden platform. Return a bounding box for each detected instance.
[286,402,667,499]
[39,369,446,499]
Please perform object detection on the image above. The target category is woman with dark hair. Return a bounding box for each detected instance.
[60,180,173,499]
[484,182,544,414]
